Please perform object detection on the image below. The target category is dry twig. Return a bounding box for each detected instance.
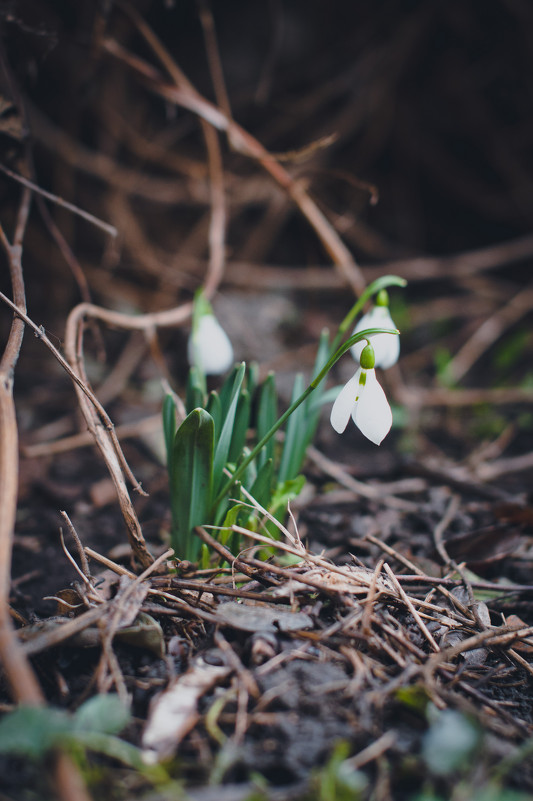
[0,184,92,801]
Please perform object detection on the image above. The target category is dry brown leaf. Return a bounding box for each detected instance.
[142,652,231,763]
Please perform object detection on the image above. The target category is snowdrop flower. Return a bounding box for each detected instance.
[188,306,234,375]
[330,343,392,445]
[350,290,399,369]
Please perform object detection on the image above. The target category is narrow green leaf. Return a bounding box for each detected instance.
[308,385,341,408]
[301,328,330,452]
[213,363,246,494]
[171,408,214,561]
[200,543,211,569]
[237,446,257,491]
[218,501,245,553]
[228,388,251,463]
[278,373,306,483]
[249,457,274,510]
[206,390,222,441]
[213,496,230,528]
[221,501,244,538]
[256,373,277,469]
[186,366,206,413]
[162,395,176,469]
[72,731,148,771]
[277,331,329,481]
[218,364,241,418]
[271,475,306,519]
[246,361,259,397]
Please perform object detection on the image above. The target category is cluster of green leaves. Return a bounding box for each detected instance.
[0,696,153,773]
[310,741,367,801]
[394,686,533,801]
[163,330,331,562]
[0,696,180,794]
[164,274,406,563]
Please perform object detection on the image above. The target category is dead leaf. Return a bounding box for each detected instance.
[215,601,313,633]
[142,651,231,763]
[493,503,533,528]
[273,564,392,598]
[444,525,521,571]
[115,612,165,657]
[106,574,149,629]
[504,615,533,654]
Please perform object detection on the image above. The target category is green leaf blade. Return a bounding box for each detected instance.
[171,408,214,561]
[162,394,176,470]
[185,366,206,413]
[228,388,251,464]
[256,373,277,469]
[213,363,246,495]
[278,373,306,483]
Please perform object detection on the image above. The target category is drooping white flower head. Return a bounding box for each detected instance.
[330,343,392,445]
[188,294,234,375]
[350,291,399,369]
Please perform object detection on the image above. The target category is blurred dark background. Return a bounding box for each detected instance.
[1,0,533,394]
[3,1,533,254]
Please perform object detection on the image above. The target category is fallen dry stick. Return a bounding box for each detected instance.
[0,189,92,801]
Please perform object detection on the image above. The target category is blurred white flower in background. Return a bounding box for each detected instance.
[188,308,234,375]
[350,291,399,369]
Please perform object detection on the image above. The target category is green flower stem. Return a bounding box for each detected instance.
[211,326,399,509]
[330,274,407,354]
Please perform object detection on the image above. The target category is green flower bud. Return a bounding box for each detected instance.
[375,288,389,307]
[360,342,376,370]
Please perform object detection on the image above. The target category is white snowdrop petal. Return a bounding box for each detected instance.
[188,315,234,375]
[350,310,374,363]
[350,306,399,369]
[378,331,400,369]
[353,369,392,445]
[330,371,360,434]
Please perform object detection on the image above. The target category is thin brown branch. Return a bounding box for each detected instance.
[0,163,117,238]
[22,413,161,459]
[476,450,533,481]
[383,563,440,652]
[398,385,533,408]
[0,272,159,568]
[223,231,533,288]
[117,0,228,298]
[102,35,366,295]
[0,45,93,796]
[83,546,221,623]
[425,624,533,680]
[197,0,233,119]
[443,281,533,383]
[0,198,45,705]
[0,290,134,428]
[306,445,418,511]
